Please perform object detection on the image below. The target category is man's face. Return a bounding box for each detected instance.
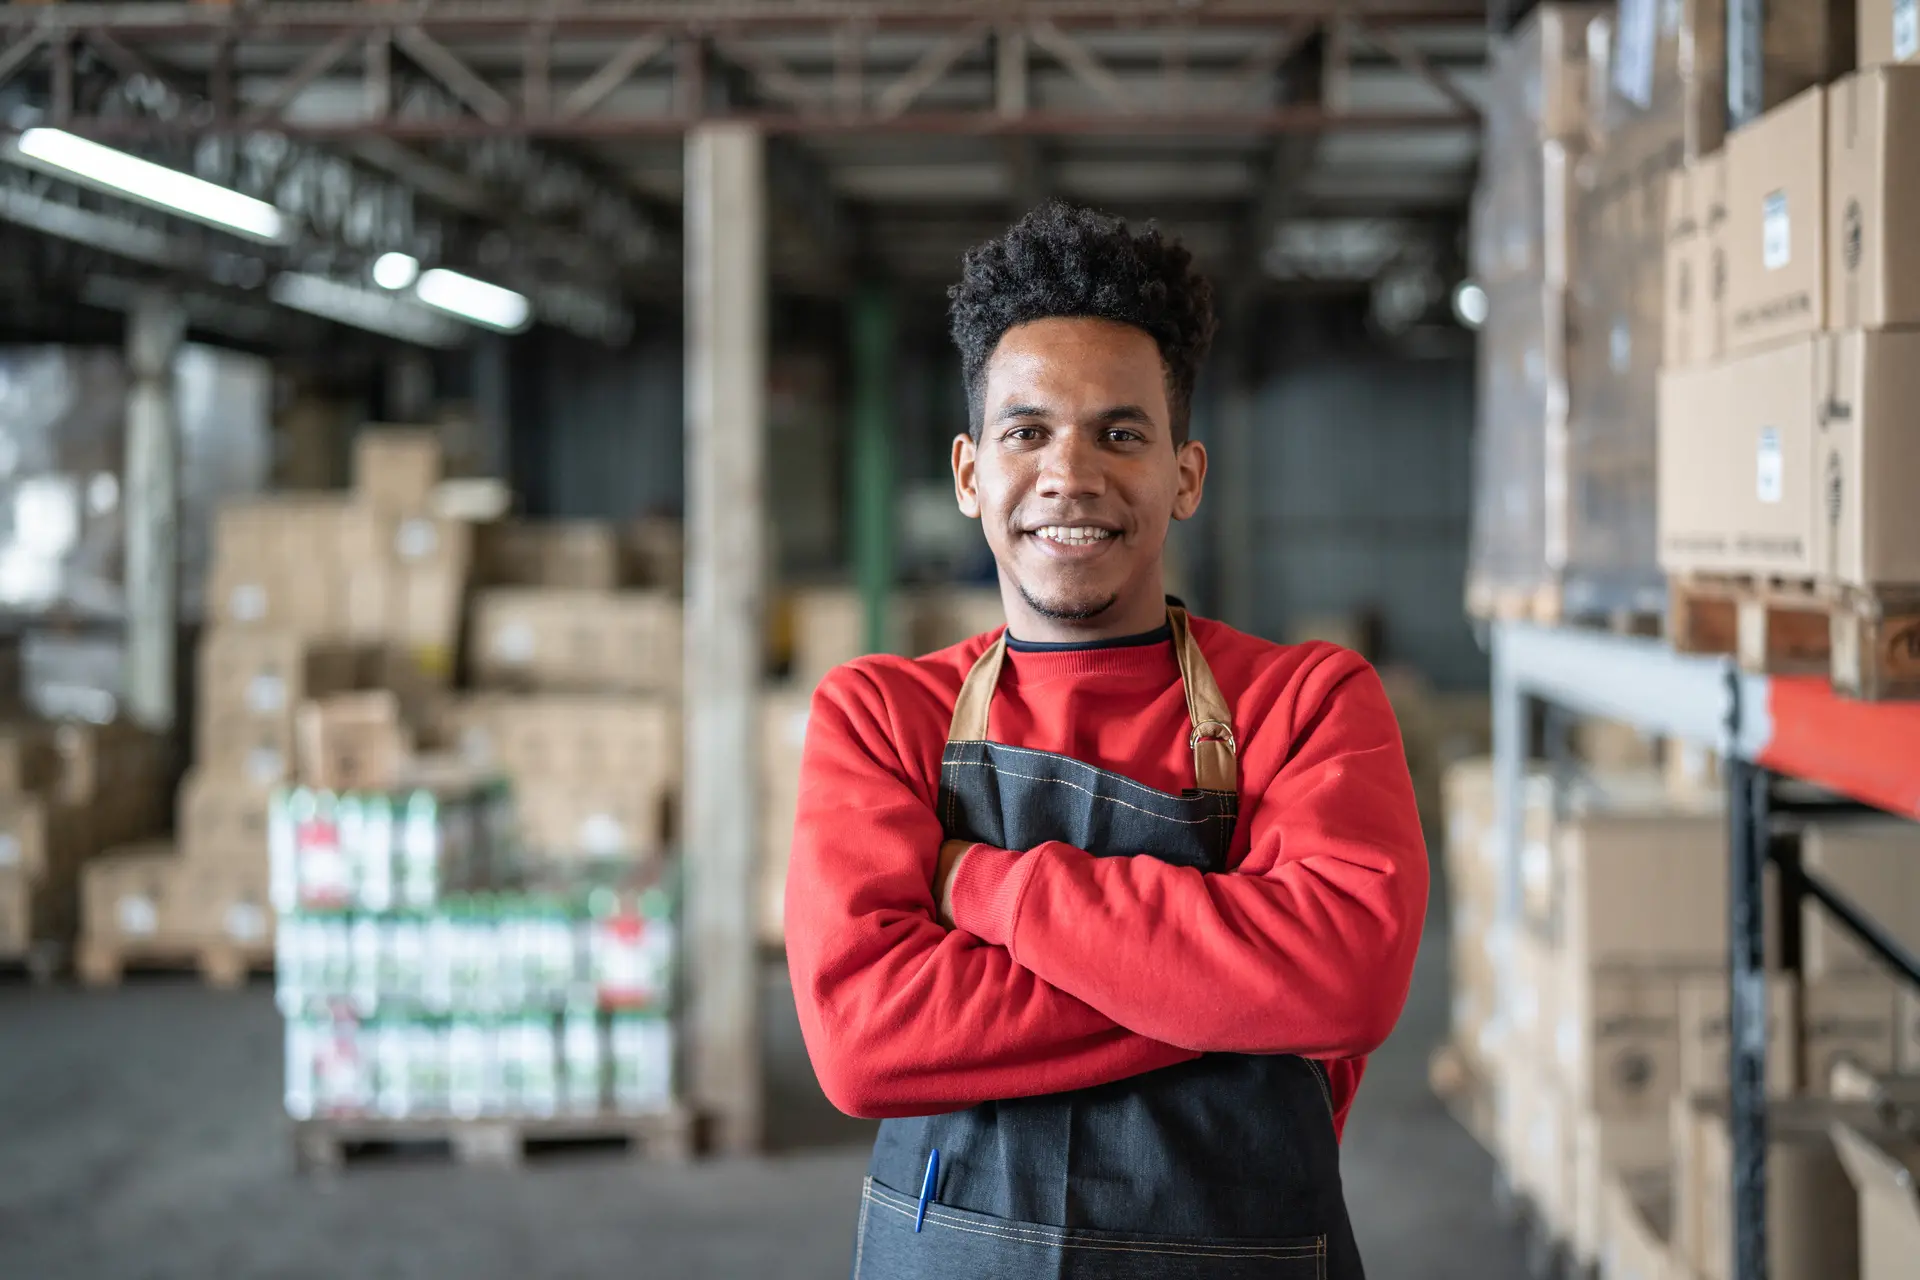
[952,317,1207,634]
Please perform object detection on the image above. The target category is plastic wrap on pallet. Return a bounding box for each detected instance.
[22,630,126,724]
[1470,277,1570,601]
[0,346,268,624]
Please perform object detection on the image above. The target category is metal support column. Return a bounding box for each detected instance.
[1727,0,1766,129]
[1727,756,1771,1280]
[850,286,895,655]
[684,122,767,1154]
[124,288,185,732]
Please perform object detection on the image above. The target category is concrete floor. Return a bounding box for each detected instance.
[0,895,1525,1279]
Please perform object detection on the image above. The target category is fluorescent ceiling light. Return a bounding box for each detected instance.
[11,128,288,244]
[1452,280,1489,330]
[415,267,531,333]
[270,272,465,348]
[372,251,419,291]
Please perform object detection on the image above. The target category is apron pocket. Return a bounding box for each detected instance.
[855,1177,1327,1280]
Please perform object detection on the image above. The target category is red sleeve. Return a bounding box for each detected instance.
[783,662,1198,1120]
[946,648,1428,1061]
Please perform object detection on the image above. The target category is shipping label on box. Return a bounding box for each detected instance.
[1811,330,1920,589]
[1802,976,1900,1094]
[1860,0,1920,68]
[1677,972,1800,1097]
[1827,69,1920,331]
[1726,86,1827,353]
[1684,336,1820,577]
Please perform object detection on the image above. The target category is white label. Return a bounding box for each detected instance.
[118,894,157,937]
[1612,0,1657,108]
[1898,0,1918,62]
[226,903,266,943]
[247,746,286,786]
[492,622,535,663]
[229,583,267,623]
[579,813,627,856]
[0,834,19,868]
[396,518,438,562]
[1609,322,1631,373]
[1762,192,1791,270]
[1757,428,1784,504]
[247,673,286,714]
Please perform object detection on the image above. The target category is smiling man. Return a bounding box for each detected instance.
[786,202,1428,1279]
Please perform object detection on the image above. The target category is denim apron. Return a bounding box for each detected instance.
[854,607,1364,1279]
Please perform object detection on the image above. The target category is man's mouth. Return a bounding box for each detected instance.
[1030,525,1117,547]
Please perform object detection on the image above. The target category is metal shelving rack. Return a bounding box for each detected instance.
[1490,622,1920,1280]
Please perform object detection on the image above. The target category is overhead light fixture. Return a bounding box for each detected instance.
[1452,280,1489,330]
[9,128,289,244]
[270,272,465,348]
[414,267,531,333]
[371,251,420,291]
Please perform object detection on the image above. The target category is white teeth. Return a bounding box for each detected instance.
[1035,526,1114,546]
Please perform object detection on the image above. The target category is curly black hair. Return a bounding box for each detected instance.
[948,200,1217,446]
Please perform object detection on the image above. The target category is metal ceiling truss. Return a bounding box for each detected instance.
[0,1,1483,141]
[0,29,649,341]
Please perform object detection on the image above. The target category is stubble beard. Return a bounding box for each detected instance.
[1017,579,1119,622]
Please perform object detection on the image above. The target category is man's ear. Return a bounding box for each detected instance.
[952,432,982,519]
[1171,439,1208,522]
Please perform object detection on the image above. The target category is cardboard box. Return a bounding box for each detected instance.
[1726,87,1828,353]
[81,843,187,947]
[515,780,672,860]
[908,587,1006,655]
[476,520,621,590]
[469,590,682,694]
[620,516,685,593]
[1899,988,1920,1073]
[1663,152,1728,371]
[1832,1123,1920,1280]
[482,696,681,789]
[1677,972,1800,1097]
[0,794,88,882]
[1512,925,1563,1067]
[1828,68,1920,329]
[196,630,361,724]
[0,725,58,795]
[1661,336,1820,576]
[1860,0,1920,68]
[1683,1097,1884,1280]
[1557,964,1684,1116]
[353,426,443,513]
[1573,1114,1670,1271]
[175,860,272,947]
[207,496,360,635]
[1812,329,1920,588]
[1601,1168,1674,1280]
[178,770,271,867]
[295,690,408,793]
[1559,813,1728,966]
[1801,818,1920,976]
[0,867,68,953]
[195,713,293,788]
[760,686,811,946]
[1802,975,1899,1093]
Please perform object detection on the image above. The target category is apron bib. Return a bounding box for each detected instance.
[855,608,1365,1279]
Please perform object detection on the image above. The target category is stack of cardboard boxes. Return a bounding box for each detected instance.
[1470,2,1855,619]
[457,522,684,868]
[0,723,165,965]
[1444,748,1920,1278]
[1659,29,1920,691]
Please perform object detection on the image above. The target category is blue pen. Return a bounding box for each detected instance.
[914,1148,939,1232]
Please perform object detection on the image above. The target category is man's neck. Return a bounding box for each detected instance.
[998,574,1169,644]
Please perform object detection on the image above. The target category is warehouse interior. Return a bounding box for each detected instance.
[1,2,1918,1278]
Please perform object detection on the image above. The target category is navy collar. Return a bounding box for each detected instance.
[1004,596,1185,654]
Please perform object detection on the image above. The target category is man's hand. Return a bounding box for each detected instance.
[933,840,973,927]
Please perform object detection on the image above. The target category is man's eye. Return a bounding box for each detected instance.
[1006,426,1042,441]
[1106,429,1143,443]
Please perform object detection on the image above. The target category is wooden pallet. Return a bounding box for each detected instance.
[1467,576,1662,636]
[74,938,271,989]
[1667,574,1920,698]
[292,1106,696,1172]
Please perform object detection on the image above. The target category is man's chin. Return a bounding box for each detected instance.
[1016,581,1120,623]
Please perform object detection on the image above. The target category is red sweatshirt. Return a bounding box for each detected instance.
[784,617,1428,1138]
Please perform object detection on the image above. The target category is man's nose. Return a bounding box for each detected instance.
[1034,433,1106,498]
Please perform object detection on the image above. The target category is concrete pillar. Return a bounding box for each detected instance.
[124,289,185,731]
[850,287,895,654]
[683,122,766,1154]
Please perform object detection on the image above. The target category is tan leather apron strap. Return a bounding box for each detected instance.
[1168,606,1237,794]
[945,607,1238,795]
[946,633,1008,743]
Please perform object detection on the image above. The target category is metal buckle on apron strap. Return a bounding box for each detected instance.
[1189,720,1237,755]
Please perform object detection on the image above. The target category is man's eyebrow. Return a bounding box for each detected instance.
[994,403,1051,422]
[1094,405,1155,425]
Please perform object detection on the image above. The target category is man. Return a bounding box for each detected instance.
[787,202,1427,1279]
